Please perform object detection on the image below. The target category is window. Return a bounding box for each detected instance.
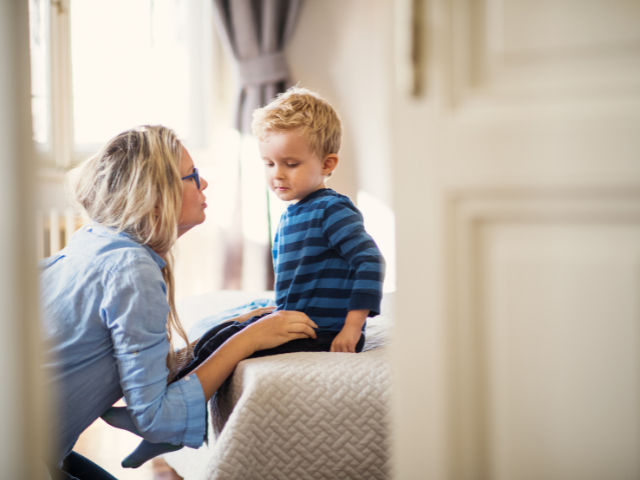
[29,0,216,168]
[28,0,52,152]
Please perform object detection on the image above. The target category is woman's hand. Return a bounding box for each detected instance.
[226,306,276,323]
[188,306,278,346]
[193,310,317,400]
[241,310,318,353]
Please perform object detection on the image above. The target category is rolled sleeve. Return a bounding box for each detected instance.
[168,374,207,447]
[103,254,207,447]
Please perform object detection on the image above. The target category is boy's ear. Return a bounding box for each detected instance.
[322,154,339,175]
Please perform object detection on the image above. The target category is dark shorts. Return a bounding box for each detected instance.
[174,314,365,382]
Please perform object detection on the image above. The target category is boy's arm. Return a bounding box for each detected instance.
[330,309,368,353]
[323,200,386,316]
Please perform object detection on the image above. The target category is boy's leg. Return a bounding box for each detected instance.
[191,319,243,352]
[176,313,269,380]
[189,298,276,340]
[249,332,366,358]
[188,310,269,356]
[173,322,246,381]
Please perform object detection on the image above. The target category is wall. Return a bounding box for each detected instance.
[288,0,394,208]
[288,0,396,291]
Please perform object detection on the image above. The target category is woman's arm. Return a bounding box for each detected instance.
[105,256,209,447]
[193,310,317,400]
[227,306,276,324]
[182,306,277,348]
[105,255,316,443]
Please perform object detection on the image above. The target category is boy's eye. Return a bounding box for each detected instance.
[287,163,299,167]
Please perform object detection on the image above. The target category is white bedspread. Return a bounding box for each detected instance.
[165,291,393,480]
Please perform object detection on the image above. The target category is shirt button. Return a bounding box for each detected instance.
[133,351,138,356]
[184,376,190,381]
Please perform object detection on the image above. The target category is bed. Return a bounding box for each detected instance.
[163,290,393,480]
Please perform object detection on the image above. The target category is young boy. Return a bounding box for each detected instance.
[103,86,385,467]
[253,86,385,353]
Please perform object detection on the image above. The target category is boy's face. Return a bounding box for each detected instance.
[259,131,337,203]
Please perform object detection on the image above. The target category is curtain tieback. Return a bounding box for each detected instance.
[238,51,290,86]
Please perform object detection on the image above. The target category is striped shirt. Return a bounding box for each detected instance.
[273,188,385,334]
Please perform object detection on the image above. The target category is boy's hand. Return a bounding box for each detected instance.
[330,309,369,353]
[330,324,362,353]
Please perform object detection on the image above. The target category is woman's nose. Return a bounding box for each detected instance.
[200,176,208,191]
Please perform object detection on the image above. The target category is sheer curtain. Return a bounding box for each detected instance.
[211,0,303,290]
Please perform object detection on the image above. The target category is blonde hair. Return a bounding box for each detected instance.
[68,125,192,380]
[252,86,342,159]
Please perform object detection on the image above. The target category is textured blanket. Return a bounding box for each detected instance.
[165,291,393,480]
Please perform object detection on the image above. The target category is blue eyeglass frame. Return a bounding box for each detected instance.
[181,167,201,190]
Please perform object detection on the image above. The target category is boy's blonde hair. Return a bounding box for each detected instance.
[252,86,342,159]
[68,125,192,379]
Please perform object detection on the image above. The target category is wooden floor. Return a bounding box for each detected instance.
[74,407,183,480]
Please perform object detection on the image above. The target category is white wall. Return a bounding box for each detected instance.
[288,0,394,207]
[288,0,397,291]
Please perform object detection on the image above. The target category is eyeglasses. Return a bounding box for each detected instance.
[181,167,201,190]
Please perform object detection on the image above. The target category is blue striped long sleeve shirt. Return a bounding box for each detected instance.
[273,188,385,334]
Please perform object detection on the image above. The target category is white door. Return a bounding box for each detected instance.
[391,1,640,479]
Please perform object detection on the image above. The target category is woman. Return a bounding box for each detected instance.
[41,126,317,480]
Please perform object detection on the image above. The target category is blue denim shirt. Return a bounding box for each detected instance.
[40,225,206,463]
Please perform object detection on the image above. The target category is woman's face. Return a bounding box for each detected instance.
[177,146,208,237]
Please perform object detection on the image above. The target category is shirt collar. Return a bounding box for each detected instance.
[288,188,333,211]
[142,244,167,269]
[85,223,167,269]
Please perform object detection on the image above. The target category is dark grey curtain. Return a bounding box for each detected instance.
[212,0,303,290]
[212,0,303,133]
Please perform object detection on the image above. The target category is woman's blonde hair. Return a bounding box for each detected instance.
[68,125,192,380]
[251,86,342,159]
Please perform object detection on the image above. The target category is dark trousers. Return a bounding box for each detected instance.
[175,314,365,382]
[48,451,118,480]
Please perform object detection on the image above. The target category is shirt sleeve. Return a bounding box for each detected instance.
[101,254,206,447]
[322,199,386,316]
